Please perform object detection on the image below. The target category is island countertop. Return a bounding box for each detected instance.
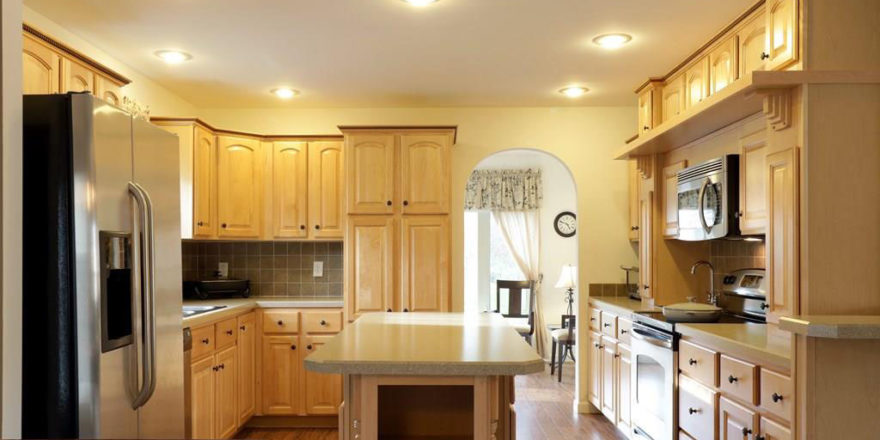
[304,312,545,376]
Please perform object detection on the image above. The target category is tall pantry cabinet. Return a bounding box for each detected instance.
[341,127,455,321]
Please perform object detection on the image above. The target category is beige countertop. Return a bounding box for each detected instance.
[779,315,880,339]
[182,297,343,328]
[304,312,545,376]
[589,296,660,318]
[677,323,792,371]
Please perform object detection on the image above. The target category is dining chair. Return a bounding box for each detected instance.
[550,314,576,382]
[495,280,535,344]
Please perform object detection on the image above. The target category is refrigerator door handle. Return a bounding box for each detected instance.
[129,182,157,409]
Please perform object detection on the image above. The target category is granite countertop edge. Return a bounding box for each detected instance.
[303,357,546,376]
[182,297,343,328]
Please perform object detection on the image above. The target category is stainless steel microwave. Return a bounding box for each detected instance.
[676,155,740,241]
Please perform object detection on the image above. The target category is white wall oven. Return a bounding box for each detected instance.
[676,155,740,241]
[630,315,677,440]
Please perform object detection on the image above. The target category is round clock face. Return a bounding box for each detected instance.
[554,211,577,237]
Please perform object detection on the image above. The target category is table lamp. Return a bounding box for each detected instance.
[555,264,577,316]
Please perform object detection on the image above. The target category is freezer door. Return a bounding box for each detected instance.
[131,117,185,438]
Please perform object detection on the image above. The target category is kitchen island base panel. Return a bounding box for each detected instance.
[341,374,515,440]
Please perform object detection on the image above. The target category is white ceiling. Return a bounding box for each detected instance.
[24,0,754,108]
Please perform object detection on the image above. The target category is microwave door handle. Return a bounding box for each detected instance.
[129,182,157,409]
[698,178,712,234]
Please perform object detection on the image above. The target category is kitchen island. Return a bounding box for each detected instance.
[304,312,544,440]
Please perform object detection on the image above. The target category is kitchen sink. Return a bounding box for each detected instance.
[182,305,227,318]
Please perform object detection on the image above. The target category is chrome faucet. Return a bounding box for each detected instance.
[690,260,718,305]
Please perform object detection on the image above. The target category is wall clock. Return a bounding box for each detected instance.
[554,211,577,237]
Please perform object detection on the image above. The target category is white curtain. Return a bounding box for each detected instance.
[492,210,548,358]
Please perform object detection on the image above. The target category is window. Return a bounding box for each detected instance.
[489,212,526,313]
[463,211,528,314]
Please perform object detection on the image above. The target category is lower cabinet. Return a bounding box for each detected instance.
[237,312,256,425]
[587,307,631,437]
[616,344,632,433]
[719,396,757,440]
[262,335,303,415]
[759,417,792,440]
[588,330,602,408]
[190,338,240,439]
[191,356,217,439]
[303,336,344,415]
[601,337,617,421]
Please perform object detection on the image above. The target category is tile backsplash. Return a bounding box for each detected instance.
[709,239,766,288]
[181,241,343,298]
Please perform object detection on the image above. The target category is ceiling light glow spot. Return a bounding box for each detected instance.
[402,0,438,6]
[154,50,192,64]
[592,33,632,49]
[271,87,299,99]
[559,86,589,98]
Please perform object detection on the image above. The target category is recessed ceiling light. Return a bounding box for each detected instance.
[592,33,632,49]
[154,50,192,64]
[559,86,589,98]
[271,87,299,99]
[401,0,438,6]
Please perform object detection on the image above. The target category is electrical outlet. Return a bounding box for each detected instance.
[313,261,324,277]
[218,262,229,278]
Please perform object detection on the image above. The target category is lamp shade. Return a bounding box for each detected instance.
[555,264,577,289]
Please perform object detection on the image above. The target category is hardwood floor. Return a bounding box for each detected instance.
[234,363,625,440]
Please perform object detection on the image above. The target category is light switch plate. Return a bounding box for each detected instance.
[313,261,324,277]
[218,262,229,278]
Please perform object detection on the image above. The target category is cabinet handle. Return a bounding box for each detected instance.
[643,285,650,290]
[689,358,697,366]
[594,343,600,348]
[598,345,605,349]
[742,427,752,436]
[756,436,766,440]
[403,308,409,312]
[201,338,210,345]
[772,392,784,403]
[300,225,306,230]
[386,308,392,312]
[403,200,409,206]
[590,317,596,322]
[221,223,227,229]
[760,303,770,310]
[631,226,639,231]
[225,330,233,336]
[307,344,313,350]
[621,329,628,334]
[197,221,204,226]
[218,363,225,370]
[290,344,297,350]
[386,200,392,206]
[643,126,650,130]
[212,366,219,372]
[728,375,739,384]
[613,353,620,358]
[277,320,284,326]
[240,325,246,331]
[320,320,327,326]
[688,407,700,415]
[315,225,321,230]
[603,323,611,328]
[761,52,770,60]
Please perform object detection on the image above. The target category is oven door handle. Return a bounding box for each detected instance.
[698,177,712,234]
[630,327,673,349]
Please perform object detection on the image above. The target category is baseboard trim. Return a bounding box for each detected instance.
[244,415,337,429]
[575,399,601,414]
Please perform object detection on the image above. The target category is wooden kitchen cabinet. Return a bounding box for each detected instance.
[719,396,758,440]
[600,337,617,421]
[739,131,768,235]
[302,336,343,415]
[190,356,216,440]
[308,141,345,238]
[638,186,654,299]
[765,0,799,70]
[271,141,309,239]
[766,148,799,323]
[628,160,641,241]
[346,133,396,214]
[236,312,256,426]
[95,76,122,105]
[588,331,602,408]
[60,58,94,93]
[662,73,686,123]
[262,335,303,415]
[760,417,792,440]
[214,345,238,439]
[662,161,686,238]
[346,215,395,320]
[679,375,717,440]
[637,85,660,134]
[22,34,60,95]
[616,344,632,434]
[400,134,451,214]
[217,135,263,238]
[193,126,218,238]
[685,57,710,108]
[709,37,738,94]
[400,215,450,313]
[738,10,768,77]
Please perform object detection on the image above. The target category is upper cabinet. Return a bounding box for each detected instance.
[346,134,396,214]
[739,130,768,235]
[217,135,263,238]
[272,142,309,239]
[22,34,60,95]
[628,160,641,241]
[709,37,738,94]
[638,88,654,134]
[308,142,345,239]
[661,74,685,123]
[193,126,218,238]
[765,0,799,70]
[662,161,686,238]
[766,147,799,323]
[61,58,94,93]
[685,57,709,108]
[738,11,768,77]
[400,215,450,313]
[399,134,452,214]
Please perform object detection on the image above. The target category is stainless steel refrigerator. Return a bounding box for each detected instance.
[22,93,184,438]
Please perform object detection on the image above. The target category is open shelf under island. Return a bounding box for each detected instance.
[304,313,545,440]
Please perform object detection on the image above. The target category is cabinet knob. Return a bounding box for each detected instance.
[603,323,611,328]
[643,285,650,290]
[300,225,306,230]
[689,358,697,366]
[760,303,770,310]
[598,345,605,349]
[728,375,739,384]
[734,211,744,218]
[240,325,246,331]
[590,317,596,322]
[212,366,219,372]
[688,407,700,415]
[320,320,327,326]
[386,200,392,206]
[403,200,409,206]
[761,52,770,60]
[756,436,766,440]
[218,363,225,370]
[197,221,204,226]
[386,308,392,312]
[621,329,628,334]
[742,427,753,436]
[290,344,297,350]
[277,320,284,326]
[201,338,210,345]
[631,226,639,231]
[643,126,650,130]
[315,225,321,230]
[225,330,233,336]
[221,223,227,229]
[772,392,784,403]
[613,353,620,358]
[403,308,409,312]
[307,344,313,350]
[594,343,600,348]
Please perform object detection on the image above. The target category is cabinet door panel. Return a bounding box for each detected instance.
[237,312,256,425]
[400,134,451,214]
[308,141,345,238]
[217,136,262,238]
[193,126,217,237]
[719,396,757,440]
[638,190,654,298]
[214,346,238,439]
[663,161,686,238]
[616,345,632,433]
[766,148,799,323]
[760,417,791,440]
[588,331,602,408]
[346,216,395,319]
[739,131,768,235]
[628,160,641,241]
[23,35,60,94]
[61,58,94,93]
[95,76,122,106]
[190,356,215,440]
[262,335,301,415]
[638,89,654,133]
[601,337,617,421]
[346,134,395,214]
[685,57,709,108]
[272,141,308,238]
[710,37,738,94]
[766,0,799,70]
[662,74,685,123]
[303,336,343,415]
[739,11,767,77]
[400,216,449,313]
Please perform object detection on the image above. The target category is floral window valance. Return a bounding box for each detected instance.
[464,169,543,211]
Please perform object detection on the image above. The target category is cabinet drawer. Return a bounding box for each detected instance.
[760,369,793,422]
[214,317,238,349]
[262,310,300,334]
[303,310,343,334]
[600,312,617,337]
[680,340,718,387]
[679,375,717,440]
[589,308,601,330]
[720,355,759,405]
[191,325,215,359]
[617,318,632,346]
